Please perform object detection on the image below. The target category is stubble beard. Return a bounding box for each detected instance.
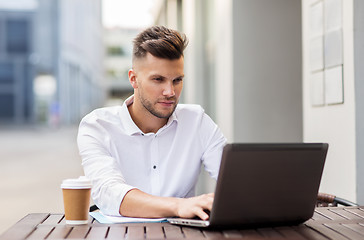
[138,93,178,119]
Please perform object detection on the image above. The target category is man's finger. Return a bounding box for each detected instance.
[200,194,214,210]
[206,193,214,197]
[195,208,209,220]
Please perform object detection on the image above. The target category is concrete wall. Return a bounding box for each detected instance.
[302,0,357,202]
[232,0,303,143]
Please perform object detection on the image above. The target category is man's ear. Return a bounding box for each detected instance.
[128,69,138,89]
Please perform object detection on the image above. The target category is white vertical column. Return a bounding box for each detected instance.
[354,0,364,204]
[182,0,197,105]
[215,0,234,142]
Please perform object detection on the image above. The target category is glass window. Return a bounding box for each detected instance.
[6,19,29,54]
[0,62,14,83]
[0,94,15,118]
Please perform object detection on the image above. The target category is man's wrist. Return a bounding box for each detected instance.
[169,197,181,217]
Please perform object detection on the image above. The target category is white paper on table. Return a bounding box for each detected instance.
[89,212,167,224]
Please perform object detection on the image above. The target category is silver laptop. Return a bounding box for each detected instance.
[168,143,328,228]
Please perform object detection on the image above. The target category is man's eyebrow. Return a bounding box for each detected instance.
[149,74,185,79]
[173,75,185,80]
[149,74,165,80]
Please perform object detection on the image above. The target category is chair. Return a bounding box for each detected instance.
[316,193,358,207]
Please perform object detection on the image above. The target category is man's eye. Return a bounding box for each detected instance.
[174,78,183,83]
[153,78,162,81]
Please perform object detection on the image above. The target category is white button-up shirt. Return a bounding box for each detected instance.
[77,96,226,216]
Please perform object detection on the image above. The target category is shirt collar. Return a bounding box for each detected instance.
[119,95,178,136]
[119,95,141,136]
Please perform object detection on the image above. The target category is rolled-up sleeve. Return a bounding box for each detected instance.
[77,115,136,216]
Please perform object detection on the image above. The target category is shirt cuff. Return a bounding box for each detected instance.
[99,184,137,216]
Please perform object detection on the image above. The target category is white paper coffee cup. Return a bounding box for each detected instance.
[61,176,92,225]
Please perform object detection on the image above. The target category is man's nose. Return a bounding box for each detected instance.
[163,82,175,97]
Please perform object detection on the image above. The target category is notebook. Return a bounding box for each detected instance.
[168,143,328,228]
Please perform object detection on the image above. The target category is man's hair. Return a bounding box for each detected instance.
[132,26,188,62]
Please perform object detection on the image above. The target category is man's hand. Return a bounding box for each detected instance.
[175,193,214,220]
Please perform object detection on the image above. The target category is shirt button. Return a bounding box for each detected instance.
[153,165,156,169]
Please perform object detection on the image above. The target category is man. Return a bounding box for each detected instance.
[77,26,226,220]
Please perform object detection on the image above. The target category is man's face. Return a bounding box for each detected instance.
[130,53,184,119]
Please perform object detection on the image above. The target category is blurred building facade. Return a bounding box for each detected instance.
[0,0,104,125]
[103,27,138,106]
[0,8,34,124]
[155,0,364,205]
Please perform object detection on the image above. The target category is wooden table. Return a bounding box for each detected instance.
[1,206,364,239]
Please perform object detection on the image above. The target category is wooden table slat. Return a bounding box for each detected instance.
[294,225,330,240]
[342,223,364,236]
[201,230,223,239]
[257,227,283,238]
[46,225,73,239]
[181,226,204,238]
[66,225,90,239]
[239,229,263,238]
[312,211,332,221]
[274,226,307,240]
[0,213,50,240]
[163,225,184,239]
[324,223,364,240]
[345,208,364,219]
[26,225,54,240]
[85,226,108,239]
[126,226,145,239]
[41,214,64,225]
[57,215,93,225]
[222,229,242,238]
[146,225,165,239]
[306,223,349,240]
[329,209,363,220]
[315,208,348,220]
[18,213,50,225]
[105,226,126,239]
[59,217,67,225]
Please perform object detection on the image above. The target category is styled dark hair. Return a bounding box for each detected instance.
[132,26,188,61]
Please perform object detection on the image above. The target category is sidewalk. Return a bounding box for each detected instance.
[0,126,84,235]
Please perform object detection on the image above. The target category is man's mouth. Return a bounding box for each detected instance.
[158,101,175,107]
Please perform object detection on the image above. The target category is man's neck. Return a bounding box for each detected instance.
[127,102,168,134]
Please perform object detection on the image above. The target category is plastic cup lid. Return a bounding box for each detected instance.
[61,176,92,189]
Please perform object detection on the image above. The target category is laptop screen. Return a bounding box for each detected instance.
[210,143,328,227]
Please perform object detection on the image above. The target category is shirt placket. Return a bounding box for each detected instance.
[150,134,160,196]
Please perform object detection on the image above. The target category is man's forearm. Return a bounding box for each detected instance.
[119,189,179,218]
[119,189,213,220]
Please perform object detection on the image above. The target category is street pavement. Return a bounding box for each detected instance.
[0,125,85,235]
